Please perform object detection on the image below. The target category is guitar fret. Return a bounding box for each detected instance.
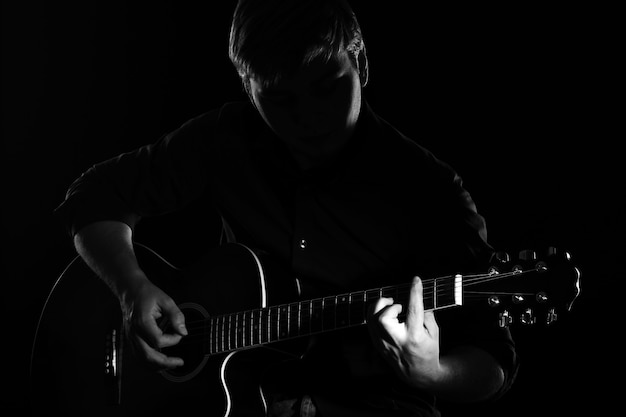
[228,314,233,350]
[381,287,393,299]
[223,315,228,351]
[241,313,246,347]
[256,310,261,344]
[261,309,266,342]
[300,300,311,335]
[336,294,349,328]
[349,291,366,325]
[199,276,467,356]
[244,311,249,348]
[233,314,238,350]
[227,315,232,351]
[211,317,217,353]
[253,309,258,346]
[251,310,257,346]
[220,315,225,353]
[311,299,322,333]
[306,301,312,334]
[297,303,302,336]
[236,313,241,349]
[322,296,336,331]
[207,317,211,355]
[237,313,244,348]
[269,307,278,342]
[230,314,234,350]
[260,308,266,344]
[217,316,221,353]
[236,313,241,348]
[214,316,219,354]
[424,280,434,310]
[279,305,289,339]
[289,303,300,337]
[208,317,214,355]
[249,310,254,347]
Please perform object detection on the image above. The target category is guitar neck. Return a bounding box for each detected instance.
[204,274,463,355]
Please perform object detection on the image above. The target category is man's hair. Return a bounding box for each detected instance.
[228,0,364,92]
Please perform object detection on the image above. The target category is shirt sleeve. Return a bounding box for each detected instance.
[54,109,220,237]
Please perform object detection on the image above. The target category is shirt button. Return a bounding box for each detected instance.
[299,239,307,250]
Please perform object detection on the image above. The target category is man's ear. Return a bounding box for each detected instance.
[357,46,369,87]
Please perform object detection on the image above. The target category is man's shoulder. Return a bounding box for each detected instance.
[365,105,456,179]
[178,100,252,131]
[162,100,257,152]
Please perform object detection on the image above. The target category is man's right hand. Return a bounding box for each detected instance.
[122,278,188,370]
[73,221,188,370]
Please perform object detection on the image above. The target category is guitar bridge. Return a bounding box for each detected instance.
[105,329,122,405]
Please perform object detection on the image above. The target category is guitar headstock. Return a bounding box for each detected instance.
[467,247,581,328]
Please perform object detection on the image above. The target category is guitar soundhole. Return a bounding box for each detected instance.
[161,303,209,382]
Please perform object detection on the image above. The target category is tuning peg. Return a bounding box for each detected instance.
[493,251,510,264]
[499,310,512,328]
[487,266,500,275]
[534,261,548,273]
[520,308,535,325]
[518,249,537,262]
[488,295,501,307]
[547,246,572,261]
[546,308,558,325]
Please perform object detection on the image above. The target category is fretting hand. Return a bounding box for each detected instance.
[367,276,442,389]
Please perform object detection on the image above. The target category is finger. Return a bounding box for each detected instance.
[423,310,439,338]
[134,316,183,352]
[158,332,185,348]
[406,276,425,333]
[368,301,403,352]
[367,297,393,345]
[134,335,184,370]
[368,297,394,317]
[164,301,187,336]
[167,305,188,337]
[378,303,403,325]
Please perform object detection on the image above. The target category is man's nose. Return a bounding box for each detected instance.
[290,97,327,132]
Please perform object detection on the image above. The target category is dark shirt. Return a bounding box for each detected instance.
[56,100,518,416]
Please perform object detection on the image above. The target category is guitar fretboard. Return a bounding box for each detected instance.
[205,274,462,355]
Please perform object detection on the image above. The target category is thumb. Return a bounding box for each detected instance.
[161,299,187,336]
[170,307,187,336]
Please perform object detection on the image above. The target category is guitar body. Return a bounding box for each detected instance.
[30,243,299,417]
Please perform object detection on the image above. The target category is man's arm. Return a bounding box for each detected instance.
[74,220,187,369]
[74,221,147,300]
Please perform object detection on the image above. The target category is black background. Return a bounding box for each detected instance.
[3,1,622,415]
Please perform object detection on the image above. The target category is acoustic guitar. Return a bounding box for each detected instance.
[30,242,580,416]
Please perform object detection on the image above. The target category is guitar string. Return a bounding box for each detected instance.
[170,288,537,353]
[174,291,503,338]
[180,268,533,327]
[177,268,535,333]
[172,268,540,343]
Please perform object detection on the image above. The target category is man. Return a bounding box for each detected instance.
[56,1,518,415]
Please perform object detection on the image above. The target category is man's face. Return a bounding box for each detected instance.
[249,50,362,167]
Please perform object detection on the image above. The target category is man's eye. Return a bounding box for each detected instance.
[315,80,339,96]
[314,75,347,97]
